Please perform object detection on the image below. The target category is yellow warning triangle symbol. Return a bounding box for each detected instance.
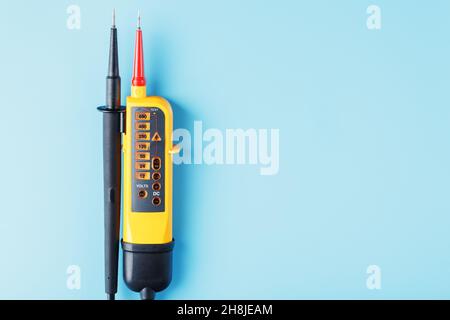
[152,132,162,142]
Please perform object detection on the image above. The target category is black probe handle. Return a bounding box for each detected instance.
[102,111,122,298]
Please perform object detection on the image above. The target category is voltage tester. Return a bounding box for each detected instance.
[98,10,179,300]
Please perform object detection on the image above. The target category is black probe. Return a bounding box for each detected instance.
[97,9,125,301]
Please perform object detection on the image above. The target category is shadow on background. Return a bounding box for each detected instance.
[161,99,195,299]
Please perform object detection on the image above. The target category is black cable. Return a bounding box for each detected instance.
[140,288,155,300]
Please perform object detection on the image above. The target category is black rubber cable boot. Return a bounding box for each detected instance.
[122,240,174,300]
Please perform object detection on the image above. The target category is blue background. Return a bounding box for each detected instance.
[0,0,449,299]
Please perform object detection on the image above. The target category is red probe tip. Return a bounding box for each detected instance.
[132,12,145,87]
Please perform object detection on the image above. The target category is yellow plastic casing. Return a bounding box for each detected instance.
[122,85,173,244]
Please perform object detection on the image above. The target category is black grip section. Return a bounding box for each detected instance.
[102,112,122,296]
[122,240,174,300]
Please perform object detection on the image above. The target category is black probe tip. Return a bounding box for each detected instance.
[105,17,121,109]
[107,293,115,300]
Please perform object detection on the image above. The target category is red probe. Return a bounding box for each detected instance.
[132,13,146,87]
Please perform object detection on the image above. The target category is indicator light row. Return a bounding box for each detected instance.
[135,111,162,206]
[135,157,161,180]
[135,113,152,181]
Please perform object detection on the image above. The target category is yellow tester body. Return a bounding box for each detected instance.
[120,24,177,300]
[122,87,174,245]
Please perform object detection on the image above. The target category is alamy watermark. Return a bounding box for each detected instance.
[173,121,279,176]
[66,5,81,30]
[367,5,381,30]
[66,265,81,290]
[366,265,382,290]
